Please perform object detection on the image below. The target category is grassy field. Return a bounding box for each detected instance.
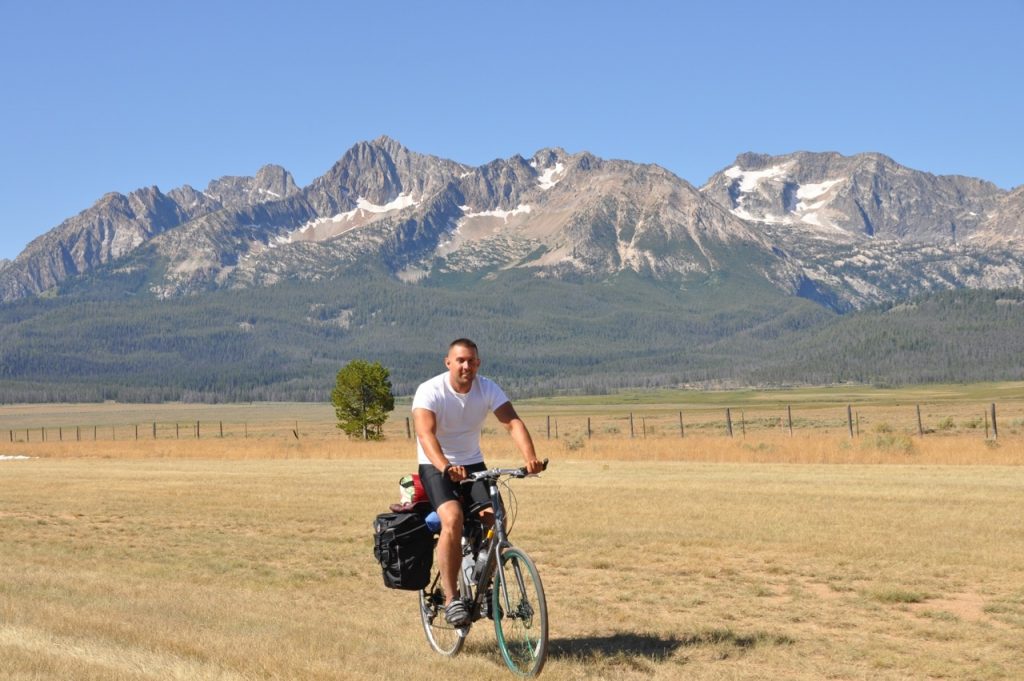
[1,390,1023,679]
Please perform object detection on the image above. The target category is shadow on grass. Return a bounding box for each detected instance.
[548,632,683,661]
[548,628,796,661]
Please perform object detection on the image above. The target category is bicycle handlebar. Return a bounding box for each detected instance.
[459,458,549,484]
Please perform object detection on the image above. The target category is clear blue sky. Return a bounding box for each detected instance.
[2,0,1022,260]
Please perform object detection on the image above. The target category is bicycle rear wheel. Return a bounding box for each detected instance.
[493,547,548,676]
[419,568,466,656]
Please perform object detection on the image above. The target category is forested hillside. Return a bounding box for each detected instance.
[745,288,1024,386]
[2,259,1022,403]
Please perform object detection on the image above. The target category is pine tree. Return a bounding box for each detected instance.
[331,360,395,440]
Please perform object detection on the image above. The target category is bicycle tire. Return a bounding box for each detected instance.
[493,547,548,676]
[419,567,467,656]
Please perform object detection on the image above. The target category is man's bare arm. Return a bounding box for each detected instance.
[493,401,544,474]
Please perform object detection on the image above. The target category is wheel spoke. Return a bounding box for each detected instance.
[419,570,466,656]
[493,548,548,676]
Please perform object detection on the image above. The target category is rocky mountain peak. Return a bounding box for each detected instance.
[459,154,537,211]
[2,139,1022,311]
[702,150,1005,243]
[530,147,565,169]
[367,134,407,157]
[972,185,1024,245]
[254,164,299,199]
[305,136,468,217]
[203,165,299,211]
[732,151,782,169]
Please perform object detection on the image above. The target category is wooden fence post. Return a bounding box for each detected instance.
[642,417,647,438]
[405,417,411,439]
[546,416,551,439]
[153,422,157,439]
[984,411,989,439]
[740,411,746,438]
[77,426,80,441]
[725,408,733,437]
[991,403,998,440]
[220,421,224,438]
[176,423,180,439]
[196,421,200,439]
[630,413,635,438]
[847,405,854,438]
[587,417,592,439]
[679,411,685,438]
[916,404,924,436]
[787,405,793,436]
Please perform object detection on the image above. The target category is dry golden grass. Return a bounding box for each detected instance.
[7,427,1023,467]
[2,393,1023,678]
[2,448,1024,680]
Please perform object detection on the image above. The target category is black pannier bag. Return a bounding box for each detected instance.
[373,511,434,590]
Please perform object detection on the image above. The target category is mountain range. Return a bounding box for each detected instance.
[4,136,1023,309]
[1,137,1022,401]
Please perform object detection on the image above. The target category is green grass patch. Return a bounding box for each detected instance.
[870,588,929,604]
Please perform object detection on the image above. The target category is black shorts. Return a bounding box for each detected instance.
[418,462,492,516]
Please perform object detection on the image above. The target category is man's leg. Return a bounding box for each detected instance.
[434,499,464,606]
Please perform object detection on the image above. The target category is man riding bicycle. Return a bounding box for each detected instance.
[413,338,543,627]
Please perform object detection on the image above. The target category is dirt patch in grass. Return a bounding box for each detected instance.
[910,592,988,622]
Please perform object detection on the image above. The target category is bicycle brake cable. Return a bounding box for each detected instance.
[501,477,518,537]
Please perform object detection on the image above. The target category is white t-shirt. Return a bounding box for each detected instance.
[412,372,510,466]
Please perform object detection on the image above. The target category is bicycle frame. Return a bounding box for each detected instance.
[460,474,507,615]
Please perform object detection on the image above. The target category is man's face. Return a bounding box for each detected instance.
[445,344,480,390]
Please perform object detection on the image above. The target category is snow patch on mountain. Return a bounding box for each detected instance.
[281,193,421,245]
[802,212,829,228]
[319,193,419,225]
[724,163,792,192]
[459,204,532,223]
[537,162,565,190]
[732,207,791,225]
[355,193,417,214]
[723,164,847,233]
[797,179,842,202]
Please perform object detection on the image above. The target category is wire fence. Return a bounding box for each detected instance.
[5,401,1022,444]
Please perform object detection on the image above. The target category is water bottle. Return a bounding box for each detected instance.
[472,547,489,580]
[461,537,475,584]
[424,511,441,533]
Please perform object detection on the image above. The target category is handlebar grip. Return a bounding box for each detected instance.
[519,458,549,476]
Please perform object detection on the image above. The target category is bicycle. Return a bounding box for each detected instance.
[419,460,549,677]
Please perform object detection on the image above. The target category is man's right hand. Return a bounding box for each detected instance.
[445,464,468,482]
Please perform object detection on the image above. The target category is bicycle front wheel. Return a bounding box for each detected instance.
[493,547,548,676]
[419,568,466,656]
